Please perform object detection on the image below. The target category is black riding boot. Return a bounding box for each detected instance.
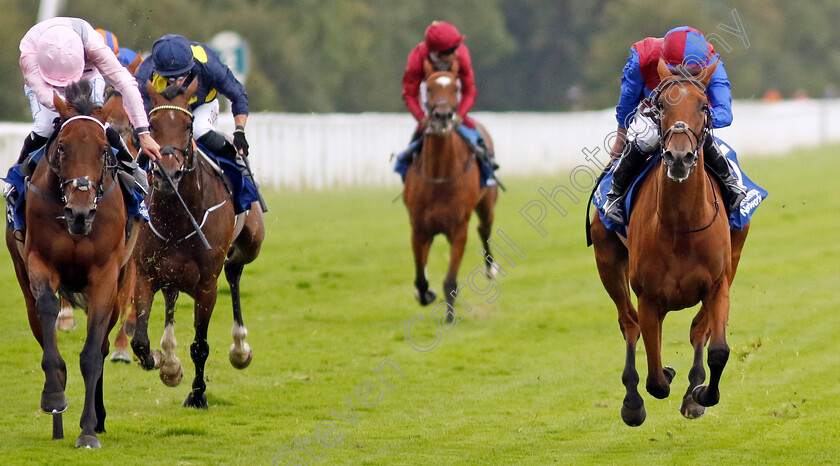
[603,141,648,225]
[107,127,148,195]
[197,131,237,161]
[704,136,746,214]
[17,132,49,175]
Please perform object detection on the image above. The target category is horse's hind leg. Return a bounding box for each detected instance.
[475,187,499,277]
[681,309,710,419]
[412,229,436,305]
[591,216,646,426]
[56,298,76,331]
[159,288,183,387]
[111,262,136,363]
[225,259,253,369]
[692,280,731,408]
[131,271,159,371]
[442,224,469,324]
[184,284,218,409]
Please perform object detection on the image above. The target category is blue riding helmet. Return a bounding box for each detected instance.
[151,34,195,77]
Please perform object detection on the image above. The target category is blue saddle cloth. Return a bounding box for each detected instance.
[394,125,494,187]
[191,142,258,215]
[4,146,149,231]
[592,138,768,237]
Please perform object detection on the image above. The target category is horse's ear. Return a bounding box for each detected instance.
[184,78,199,101]
[127,55,143,75]
[422,58,434,79]
[657,57,674,82]
[698,59,719,87]
[53,91,70,119]
[450,58,460,76]
[146,80,160,104]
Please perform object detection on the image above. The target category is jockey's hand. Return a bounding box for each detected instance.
[420,115,430,129]
[138,133,161,162]
[453,113,463,126]
[233,130,249,157]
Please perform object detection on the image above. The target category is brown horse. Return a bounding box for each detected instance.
[5,80,139,448]
[403,69,498,319]
[55,89,139,364]
[591,59,750,426]
[130,81,265,408]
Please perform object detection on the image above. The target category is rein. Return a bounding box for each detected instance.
[655,157,720,234]
[412,151,476,185]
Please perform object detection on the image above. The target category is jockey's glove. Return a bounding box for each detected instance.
[233,129,249,157]
[453,113,463,126]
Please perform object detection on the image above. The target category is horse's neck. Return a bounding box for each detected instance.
[420,132,467,177]
[656,154,714,230]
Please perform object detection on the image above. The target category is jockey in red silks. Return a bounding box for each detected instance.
[394,21,497,185]
[602,26,746,226]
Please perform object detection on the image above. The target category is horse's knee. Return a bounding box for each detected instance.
[35,292,60,319]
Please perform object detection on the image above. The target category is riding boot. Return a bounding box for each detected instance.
[703,136,746,214]
[603,141,648,225]
[107,127,148,195]
[394,128,424,182]
[17,132,49,176]
[197,131,237,162]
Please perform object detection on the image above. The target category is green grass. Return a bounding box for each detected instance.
[0,144,838,465]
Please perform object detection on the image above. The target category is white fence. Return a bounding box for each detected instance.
[1,99,839,190]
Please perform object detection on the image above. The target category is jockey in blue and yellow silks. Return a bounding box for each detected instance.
[135,34,261,213]
[603,26,745,226]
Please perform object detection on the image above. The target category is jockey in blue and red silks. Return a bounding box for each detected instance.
[394,20,497,183]
[603,26,746,226]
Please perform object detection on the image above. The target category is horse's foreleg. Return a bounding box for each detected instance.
[184,284,217,409]
[225,260,253,369]
[443,225,469,324]
[638,296,675,400]
[27,265,68,417]
[411,229,436,305]
[111,261,137,363]
[159,288,183,387]
[681,309,710,419]
[130,272,157,371]
[692,280,731,407]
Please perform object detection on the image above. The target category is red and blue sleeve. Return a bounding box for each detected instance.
[615,48,645,129]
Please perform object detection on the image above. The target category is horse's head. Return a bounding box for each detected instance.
[655,58,717,182]
[424,71,460,135]
[146,79,198,193]
[52,80,113,236]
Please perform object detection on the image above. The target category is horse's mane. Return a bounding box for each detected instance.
[64,79,97,116]
[104,86,122,101]
[160,84,187,101]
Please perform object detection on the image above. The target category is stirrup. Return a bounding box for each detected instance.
[603,196,627,225]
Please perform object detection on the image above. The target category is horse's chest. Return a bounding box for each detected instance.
[630,243,724,309]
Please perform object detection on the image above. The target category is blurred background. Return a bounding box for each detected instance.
[0,0,838,120]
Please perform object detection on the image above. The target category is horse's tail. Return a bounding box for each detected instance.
[57,288,87,311]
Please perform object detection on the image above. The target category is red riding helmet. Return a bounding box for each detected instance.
[424,21,465,53]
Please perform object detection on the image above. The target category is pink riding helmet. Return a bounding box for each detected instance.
[36,25,85,87]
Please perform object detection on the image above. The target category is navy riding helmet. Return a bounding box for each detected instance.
[151,34,195,77]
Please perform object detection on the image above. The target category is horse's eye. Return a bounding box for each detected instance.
[702,103,710,111]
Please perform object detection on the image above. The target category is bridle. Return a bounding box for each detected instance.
[33,115,117,209]
[652,77,714,173]
[148,104,197,174]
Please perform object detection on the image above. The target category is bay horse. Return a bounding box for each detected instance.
[590,58,750,426]
[5,80,139,448]
[130,80,265,408]
[403,69,498,319]
[55,89,139,364]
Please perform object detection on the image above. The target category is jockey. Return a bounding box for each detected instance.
[603,26,746,226]
[95,28,143,69]
[395,21,497,183]
[134,34,261,213]
[16,17,160,192]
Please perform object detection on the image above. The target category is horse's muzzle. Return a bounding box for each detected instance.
[662,150,698,182]
[64,206,96,235]
[428,108,455,135]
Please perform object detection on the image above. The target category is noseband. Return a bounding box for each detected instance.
[149,104,196,173]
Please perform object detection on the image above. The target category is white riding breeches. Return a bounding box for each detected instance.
[25,75,106,137]
[191,99,220,139]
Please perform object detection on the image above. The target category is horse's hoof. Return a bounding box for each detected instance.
[41,391,68,414]
[56,314,76,332]
[681,394,706,419]
[160,361,183,387]
[110,348,132,364]
[691,385,720,407]
[229,343,253,370]
[620,402,646,426]
[183,392,208,409]
[414,288,437,306]
[663,366,676,384]
[75,434,101,449]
